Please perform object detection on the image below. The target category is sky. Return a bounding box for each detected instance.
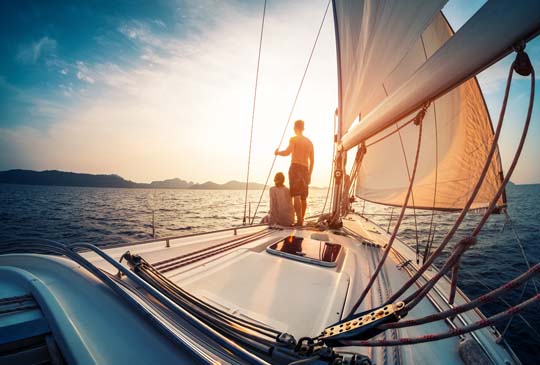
[0,0,538,186]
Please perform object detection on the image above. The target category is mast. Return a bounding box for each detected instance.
[330,0,345,222]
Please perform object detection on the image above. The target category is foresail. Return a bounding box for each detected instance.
[332,0,447,136]
[355,13,505,211]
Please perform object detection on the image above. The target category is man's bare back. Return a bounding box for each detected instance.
[289,135,314,170]
[274,120,314,226]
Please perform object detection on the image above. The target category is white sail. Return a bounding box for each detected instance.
[355,13,505,211]
[331,0,540,211]
[340,0,540,148]
[332,0,447,136]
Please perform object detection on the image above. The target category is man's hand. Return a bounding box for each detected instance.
[274,148,279,156]
[307,174,311,185]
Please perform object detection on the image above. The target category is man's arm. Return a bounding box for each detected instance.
[274,138,294,156]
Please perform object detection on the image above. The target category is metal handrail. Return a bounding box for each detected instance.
[69,242,271,365]
[100,224,270,249]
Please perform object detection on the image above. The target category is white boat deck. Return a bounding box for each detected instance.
[0,214,519,364]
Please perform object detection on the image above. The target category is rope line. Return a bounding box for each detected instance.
[385,55,517,305]
[346,113,425,318]
[387,50,535,313]
[423,103,439,263]
[462,269,540,342]
[505,212,539,293]
[394,121,421,263]
[250,0,331,224]
[381,264,540,330]
[243,0,267,225]
[447,61,536,305]
[402,236,475,311]
[339,294,540,347]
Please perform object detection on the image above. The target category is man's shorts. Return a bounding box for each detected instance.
[289,163,309,200]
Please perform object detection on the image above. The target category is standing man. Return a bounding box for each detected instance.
[274,119,314,226]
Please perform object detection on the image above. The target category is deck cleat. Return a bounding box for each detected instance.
[320,302,405,346]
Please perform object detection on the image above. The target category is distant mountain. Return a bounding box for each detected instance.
[0,169,141,188]
[0,169,275,190]
[149,178,193,189]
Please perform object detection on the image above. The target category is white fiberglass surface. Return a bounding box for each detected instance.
[177,243,350,336]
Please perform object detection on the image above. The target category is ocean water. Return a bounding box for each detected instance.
[1,183,538,362]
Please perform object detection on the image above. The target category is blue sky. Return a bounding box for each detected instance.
[1,1,161,120]
[0,0,538,185]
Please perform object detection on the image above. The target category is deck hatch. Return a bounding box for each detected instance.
[266,235,342,267]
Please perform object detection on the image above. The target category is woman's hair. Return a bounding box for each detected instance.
[274,172,285,187]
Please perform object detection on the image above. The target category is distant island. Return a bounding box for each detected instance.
[0,169,324,190]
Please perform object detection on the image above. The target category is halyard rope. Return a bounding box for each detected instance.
[394,121,421,263]
[380,45,536,323]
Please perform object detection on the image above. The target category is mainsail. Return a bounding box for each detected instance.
[356,13,504,211]
[332,0,527,211]
[332,0,447,136]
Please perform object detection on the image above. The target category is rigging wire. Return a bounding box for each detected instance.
[320,109,338,218]
[346,111,425,318]
[243,0,268,225]
[250,0,332,224]
[505,212,540,293]
[423,103,439,263]
[461,270,540,342]
[394,122,421,263]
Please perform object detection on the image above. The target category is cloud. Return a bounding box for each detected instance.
[75,61,95,84]
[2,0,539,185]
[118,20,165,49]
[0,1,338,185]
[16,36,57,64]
[152,19,166,28]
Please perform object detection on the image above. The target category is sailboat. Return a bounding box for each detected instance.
[1,0,539,364]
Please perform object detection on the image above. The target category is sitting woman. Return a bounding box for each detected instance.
[262,172,294,226]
